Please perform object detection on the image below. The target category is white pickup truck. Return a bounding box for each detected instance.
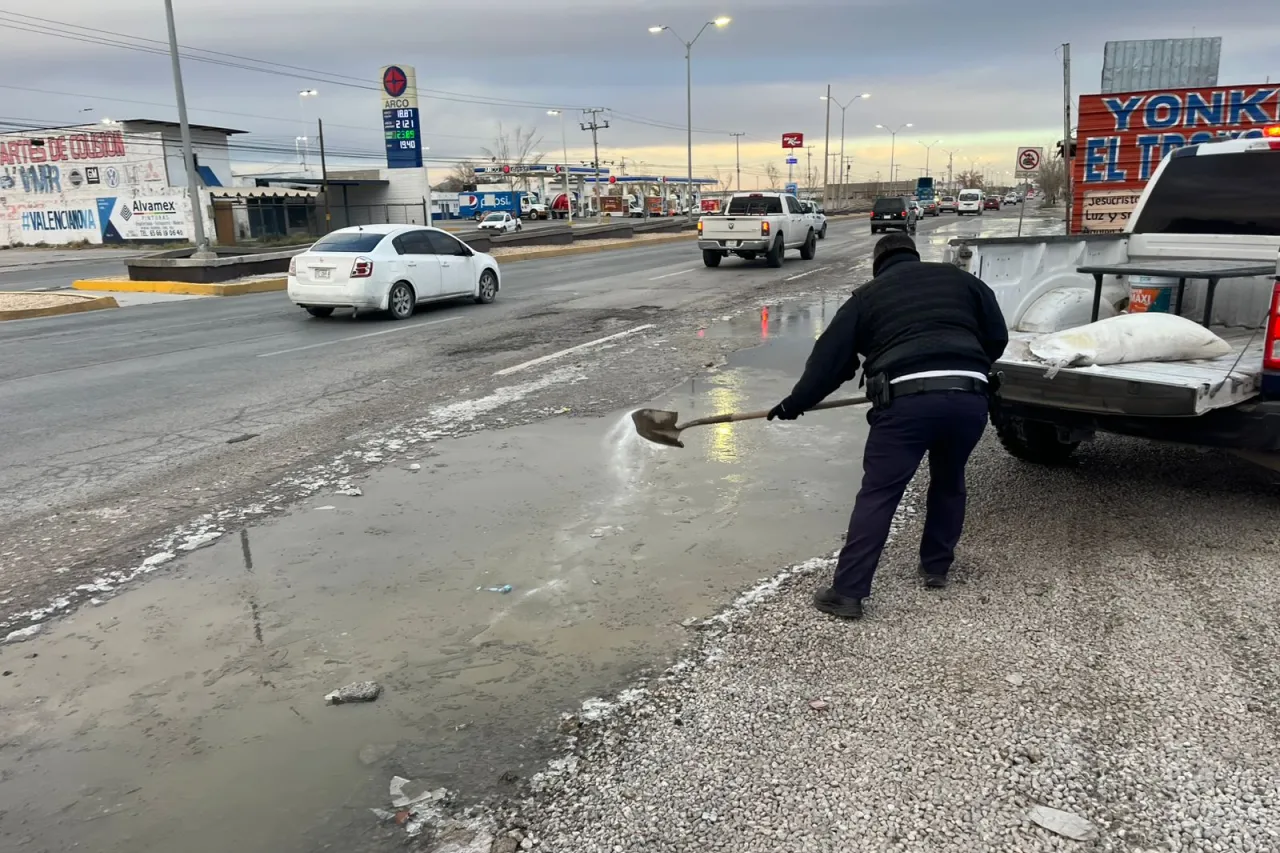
[697,192,818,268]
[946,130,1280,468]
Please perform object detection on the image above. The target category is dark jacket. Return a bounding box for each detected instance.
[783,254,1009,412]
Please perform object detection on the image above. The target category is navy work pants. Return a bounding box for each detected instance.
[832,390,989,600]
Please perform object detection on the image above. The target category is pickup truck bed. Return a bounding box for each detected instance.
[998,326,1262,417]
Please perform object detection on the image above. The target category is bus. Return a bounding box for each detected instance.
[915,177,935,203]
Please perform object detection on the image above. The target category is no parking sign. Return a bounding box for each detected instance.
[1015,146,1043,179]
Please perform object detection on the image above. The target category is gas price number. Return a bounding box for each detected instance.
[383,107,423,165]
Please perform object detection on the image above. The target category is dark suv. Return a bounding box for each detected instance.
[870,196,917,233]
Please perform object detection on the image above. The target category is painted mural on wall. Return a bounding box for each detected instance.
[0,128,183,246]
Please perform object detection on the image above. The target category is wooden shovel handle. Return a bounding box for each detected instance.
[676,395,869,430]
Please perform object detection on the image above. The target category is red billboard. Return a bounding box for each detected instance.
[1072,83,1280,233]
[781,133,804,149]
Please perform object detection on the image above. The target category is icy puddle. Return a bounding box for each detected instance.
[0,299,875,853]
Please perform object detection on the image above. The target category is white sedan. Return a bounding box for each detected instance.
[288,224,501,320]
[477,212,522,233]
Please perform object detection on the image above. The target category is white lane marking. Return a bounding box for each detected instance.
[257,316,460,357]
[494,324,656,377]
[783,266,830,282]
[648,268,695,281]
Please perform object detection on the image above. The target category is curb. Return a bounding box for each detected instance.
[0,293,119,322]
[71,277,287,296]
[494,233,695,264]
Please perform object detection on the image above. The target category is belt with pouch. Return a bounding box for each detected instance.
[890,376,987,399]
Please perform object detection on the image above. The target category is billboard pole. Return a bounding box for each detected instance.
[1062,42,1072,233]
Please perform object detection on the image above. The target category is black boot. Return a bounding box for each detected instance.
[812,587,864,620]
[918,565,948,589]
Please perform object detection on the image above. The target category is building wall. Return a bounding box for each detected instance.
[158,127,235,187]
[0,124,223,246]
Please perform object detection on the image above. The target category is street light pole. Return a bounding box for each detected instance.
[821,92,870,210]
[822,83,831,206]
[875,122,913,194]
[298,89,317,172]
[163,0,210,257]
[548,110,572,224]
[652,18,730,220]
[918,139,941,177]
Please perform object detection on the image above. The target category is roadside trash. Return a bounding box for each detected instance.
[1005,673,1026,686]
[324,681,381,705]
[388,776,449,809]
[478,585,513,594]
[808,699,830,711]
[1027,805,1098,841]
[408,463,422,471]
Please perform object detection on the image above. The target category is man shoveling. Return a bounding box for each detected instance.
[767,234,1009,620]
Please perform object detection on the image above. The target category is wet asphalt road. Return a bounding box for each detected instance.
[0,207,1046,853]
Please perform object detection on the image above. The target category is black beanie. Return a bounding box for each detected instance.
[872,233,920,275]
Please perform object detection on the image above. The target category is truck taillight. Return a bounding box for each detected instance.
[1265,278,1280,372]
[761,221,771,236]
[351,257,374,278]
[697,220,703,234]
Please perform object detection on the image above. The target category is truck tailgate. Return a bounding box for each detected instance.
[701,217,762,238]
[997,327,1263,416]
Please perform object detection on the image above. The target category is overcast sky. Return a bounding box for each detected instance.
[1,0,1273,186]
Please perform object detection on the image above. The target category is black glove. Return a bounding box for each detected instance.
[767,400,802,421]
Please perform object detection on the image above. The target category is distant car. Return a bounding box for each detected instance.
[908,199,923,220]
[477,211,522,233]
[1003,192,1019,205]
[287,225,501,320]
[799,200,829,239]
[956,189,984,215]
[983,195,1002,211]
[938,196,957,213]
[870,196,918,233]
[920,199,939,217]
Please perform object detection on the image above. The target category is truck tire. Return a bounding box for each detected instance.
[996,418,1079,466]
[765,234,784,268]
[702,249,723,268]
[799,229,816,260]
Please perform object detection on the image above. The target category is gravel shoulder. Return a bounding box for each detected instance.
[502,437,1280,853]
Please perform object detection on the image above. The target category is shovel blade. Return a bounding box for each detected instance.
[630,408,685,448]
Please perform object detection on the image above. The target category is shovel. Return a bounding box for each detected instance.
[631,396,869,448]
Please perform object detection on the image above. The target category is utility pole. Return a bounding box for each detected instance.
[163,0,211,256]
[581,108,608,219]
[318,118,330,234]
[805,144,815,196]
[822,83,831,207]
[730,131,744,193]
[1062,42,1073,233]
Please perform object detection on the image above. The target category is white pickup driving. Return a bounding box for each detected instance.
[946,129,1280,469]
[697,192,818,268]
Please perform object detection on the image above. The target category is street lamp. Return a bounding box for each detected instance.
[874,123,913,194]
[297,89,318,171]
[941,148,962,194]
[649,16,731,220]
[918,139,941,177]
[820,91,870,209]
[548,109,573,224]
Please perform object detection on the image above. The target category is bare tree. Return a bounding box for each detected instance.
[437,160,477,193]
[957,170,984,190]
[764,163,781,189]
[1036,156,1068,205]
[480,123,544,191]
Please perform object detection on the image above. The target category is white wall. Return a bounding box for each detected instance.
[159,127,235,188]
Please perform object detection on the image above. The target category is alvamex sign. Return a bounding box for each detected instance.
[1071,84,1279,232]
[130,200,178,214]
